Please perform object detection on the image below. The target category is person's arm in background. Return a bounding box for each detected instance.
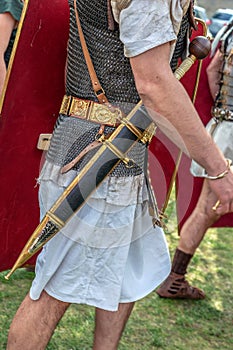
[0,12,16,95]
[206,49,223,100]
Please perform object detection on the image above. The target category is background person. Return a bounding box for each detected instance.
[0,0,23,95]
[157,19,233,300]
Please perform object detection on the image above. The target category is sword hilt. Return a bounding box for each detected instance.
[174,36,211,80]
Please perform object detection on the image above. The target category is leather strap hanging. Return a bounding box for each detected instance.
[73,0,109,105]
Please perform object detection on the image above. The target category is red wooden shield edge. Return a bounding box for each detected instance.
[0,0,69,271]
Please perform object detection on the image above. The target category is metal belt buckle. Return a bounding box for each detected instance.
[90,103,122,126]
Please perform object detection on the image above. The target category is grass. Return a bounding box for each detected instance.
[0,194,232,349]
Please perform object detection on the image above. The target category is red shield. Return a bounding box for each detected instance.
[0,0,69,271]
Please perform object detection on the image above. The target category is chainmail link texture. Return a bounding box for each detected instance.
[66,0,139,107]
[170,12,190,72]
[47,0,191,176]
[216,27,233,111]
[47,114,146,176]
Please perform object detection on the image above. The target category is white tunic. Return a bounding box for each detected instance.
[111,0,190,58]
[30,166,170,311]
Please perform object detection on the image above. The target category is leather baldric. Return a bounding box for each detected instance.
[73,0,109,105]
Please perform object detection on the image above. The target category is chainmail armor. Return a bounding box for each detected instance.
[4,29,17,67]
[66,0,139,106]
[215,26,233,111]
[47,114,146,176]
[170,12,189,72]
[46,0,191,176]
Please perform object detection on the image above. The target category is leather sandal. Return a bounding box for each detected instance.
[156,272,205,300]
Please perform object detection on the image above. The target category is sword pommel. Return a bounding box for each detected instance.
[174,36,211,80]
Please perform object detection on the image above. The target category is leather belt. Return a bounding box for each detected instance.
[59,95,123,127]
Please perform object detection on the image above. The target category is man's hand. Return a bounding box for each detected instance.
[208,167,233,215]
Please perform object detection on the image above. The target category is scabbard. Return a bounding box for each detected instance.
[5,101,155,279]
[53,102,152,220]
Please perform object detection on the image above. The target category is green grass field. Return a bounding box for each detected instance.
[0,196,232,349]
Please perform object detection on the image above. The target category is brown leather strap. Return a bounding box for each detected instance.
[107,0,116,31]
[188,0,198,32]
[73,0,109,104]
[61,140,101,174]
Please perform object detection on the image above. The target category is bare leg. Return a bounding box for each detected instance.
[7,290,70,350]
[93,302,134,350]
[179,180,220,254]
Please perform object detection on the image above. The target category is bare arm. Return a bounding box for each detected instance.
[0,12,16,95]
[130,42,233,214]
